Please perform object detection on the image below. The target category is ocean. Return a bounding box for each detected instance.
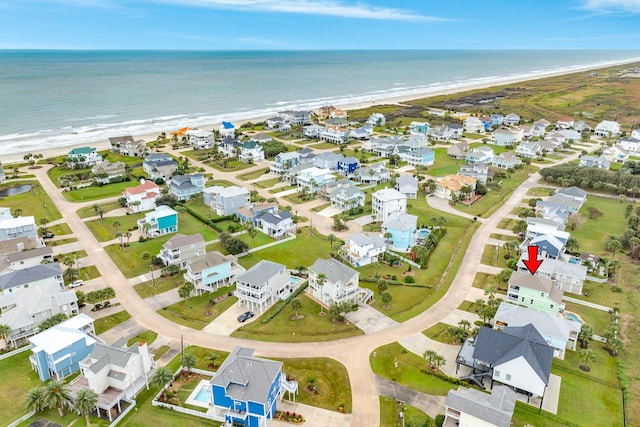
[1,49,639,156]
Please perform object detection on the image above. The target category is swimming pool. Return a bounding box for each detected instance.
[568,257,581,265]
[416,229,431,239]
[290,275,304,286]
[185,380,212,408]
[566,312,582,324]
[194,385,210,403]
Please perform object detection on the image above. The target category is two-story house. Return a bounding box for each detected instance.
[307,258,360,306]
[270,152,300,174]
[219,121,236,139]
[406,147,435,167]
[108,135,147,157]
[92,161,127,184]
[234,261,290,314]
[143,153,178,180]
[357,164,390,185]
[28,313,96,381]
[186,129,215,149]
[169,173,205,201]
[123,179,160,213]
[296,167,336,193]
[203,185,250,216]
[444,386,516,427]
[372,188,407,221]
[507,271,564,315]
[458,162,493,185]
[67,147,102,167]
[465,146,494,165]
[137,205,178,237]
[464,117,485,134]
[382,212,418,252]
[447,142,469,160]
[516,257,587,295]
[337,157,359,175]
[504,113,520,126]
[329,184,365,211]
[515,141,542,159]
[434,175,477,201]
[579,155,611,169]
[158,233,205,269]
[491,128,518,146]
[344,232,386,267]
[184,251,244,295]
[409,121,430,135]
[594,120,621,138]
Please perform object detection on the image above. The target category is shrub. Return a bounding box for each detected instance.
[404,276,415,284]
[435,414,445,427]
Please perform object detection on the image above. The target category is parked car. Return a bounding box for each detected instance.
[237,311,254,323]
[43,232,55,239]
[68,280,84,288]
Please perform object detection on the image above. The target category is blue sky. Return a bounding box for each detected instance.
[1,0,640,49]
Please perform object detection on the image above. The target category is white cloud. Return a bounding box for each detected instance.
[159,0,447,22]
[582,0,640,13]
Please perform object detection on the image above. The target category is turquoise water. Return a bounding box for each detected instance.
[290,276,304,286]
[194,385,210,403]
[568,257,581,265]
[566,313,582,324]
[416,229,431,239]
[1,49,639,155]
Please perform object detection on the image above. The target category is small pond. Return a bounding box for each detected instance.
[0,184,33,198]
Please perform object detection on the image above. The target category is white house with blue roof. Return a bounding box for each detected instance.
[219,121,236,139]
[382,212,418,252]
[210,346,292,427]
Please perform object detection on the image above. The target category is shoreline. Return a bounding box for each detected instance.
[2,56,639,165]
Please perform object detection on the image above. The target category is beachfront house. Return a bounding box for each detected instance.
[218,137,243,158]
[210,346,287,427]
[307,258,365,306]
[303,124,324,139]
[494,302,580,359]
[186,129,215,149]
[395,175,418,199]
[123,179,160,213]
[507,271,564,315]
[279,110,312,125]
[70,338,155,422]
[203,185,250,216]
[28,313,96,381]
[594,120,621,138]
[455,325,554,406]
[344,232,386,267]
[492,151,522,169]
[0,279,78,347]
[579,155,610,169]
[434,175,477,201]
[184,251,244,295]
[137,205,178,238]
[168,173,205,201]
[219,121,236,139]
[0,215,39,243]
[142,153,178,181]
[258,210,296,239]
[66,147,102,167]
[234,261,290,314]
[382,212,418,252]
[108,135,147,157]
[372,188,407,221]
[444,386,517,427]
[92,161,127,184]
[158,233,205,269]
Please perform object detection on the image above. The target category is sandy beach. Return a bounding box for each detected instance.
[2,56,639,165]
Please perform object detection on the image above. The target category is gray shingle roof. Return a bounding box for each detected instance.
[473,325,554,384]
[0,263,62,290]
[210,346,282,405]
[309,258,358,285]
[236,260,285,286]
[445,386,516,427]
[260,211,291,225]
[188,251,236,272]
[163,233,204,249]
[555,186,587,199]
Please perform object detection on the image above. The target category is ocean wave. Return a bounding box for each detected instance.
[66,114,119,122]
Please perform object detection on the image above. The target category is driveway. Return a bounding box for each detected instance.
[398,335,461,377]
[376,376,446,419]
[346,304,398,334]
[203,300,259,336]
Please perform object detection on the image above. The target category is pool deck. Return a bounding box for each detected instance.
[185,379,212,408]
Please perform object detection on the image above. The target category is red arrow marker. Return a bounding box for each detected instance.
[523,245,543,275]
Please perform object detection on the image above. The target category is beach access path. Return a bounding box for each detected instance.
[27,138,592,426]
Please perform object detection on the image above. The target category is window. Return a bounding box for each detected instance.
[494,370,500,378]
[530,299,534,304]
[506,374,512,381]
[541,292,544,297]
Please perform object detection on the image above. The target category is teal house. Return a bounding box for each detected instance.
[137,205,178,237]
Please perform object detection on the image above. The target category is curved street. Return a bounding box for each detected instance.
[27,143,588,426]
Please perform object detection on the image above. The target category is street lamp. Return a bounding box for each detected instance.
[150,265,156,288]
[399,402,405,427]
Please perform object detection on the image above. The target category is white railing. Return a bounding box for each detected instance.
[0,344,31,361]
[109,399,136,426]
[7,411,35,427]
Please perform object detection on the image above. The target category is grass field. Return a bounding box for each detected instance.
[254,176,284,188]
[428,148,464,177]
[232,294,364,343]
[0,181,62,222]
[76,200,122,218]
[104,236,170,278]
[127,330,158,347]
[0,350,41,426]
[157,286,237,330]
[422,322,455,344]
[134,274,183,298]
[570,196,628,254]
[63,180,133,202]
[85,212,143,242]
[237,167,270,180]
[94,310,132,335]
[379,396,432,427]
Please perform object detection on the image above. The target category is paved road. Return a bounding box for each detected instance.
[27,141,592,426]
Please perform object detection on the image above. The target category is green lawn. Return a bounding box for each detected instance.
[237,227,332,269]
[63,180,134,202]
[370,342,457,396]
[311,202,332,212]
[209,159,254,172]
[78,265,101,281]
[481,244,511,269]
[310,142,341,150]
[0,181,62,222]
[471,272,508,293]
[237,167,270,180]
[134,274,183,298]
[428,148,464,177]
[94,310,132,335]
[0,350,41,426]
[103,236,170,278]
[563,302,611,335]
[48,222,73,236]
[127,330,158,347]
[254,176,284,188]
[275,357,353,413]
[85,213,144,242]
[379,396,433,427]
[422,322,456,344]
[157,286,237,330]
[568,280,622,308]
[232,294,364,343]
[76,200,122,218]
[206,179,236,187]
[174,213,219,241]
[47,165,92,188]
[15,409,110,427]
[99,151,144,166]
[153,345,171,361]
[571,196,629,255]
[206,230,274,254]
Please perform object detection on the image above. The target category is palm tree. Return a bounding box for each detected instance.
[579,348,596,372]
[24,386,47,413]
[316,273,327,315]
[207,352,219,369]
[291,298,302,317]
[73,388,97,425]
[381,292,392,308]
[423,350,446,370]
[0,323,11,348]
[152,367,174,390]
[182,353,196,374]
[13,208,22,217]
[124,230,132,246]
[245,223,257,248]
[327,234,336,255]
[43,379,71,416]
[112,220,121,233]
[578,324,593,348]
